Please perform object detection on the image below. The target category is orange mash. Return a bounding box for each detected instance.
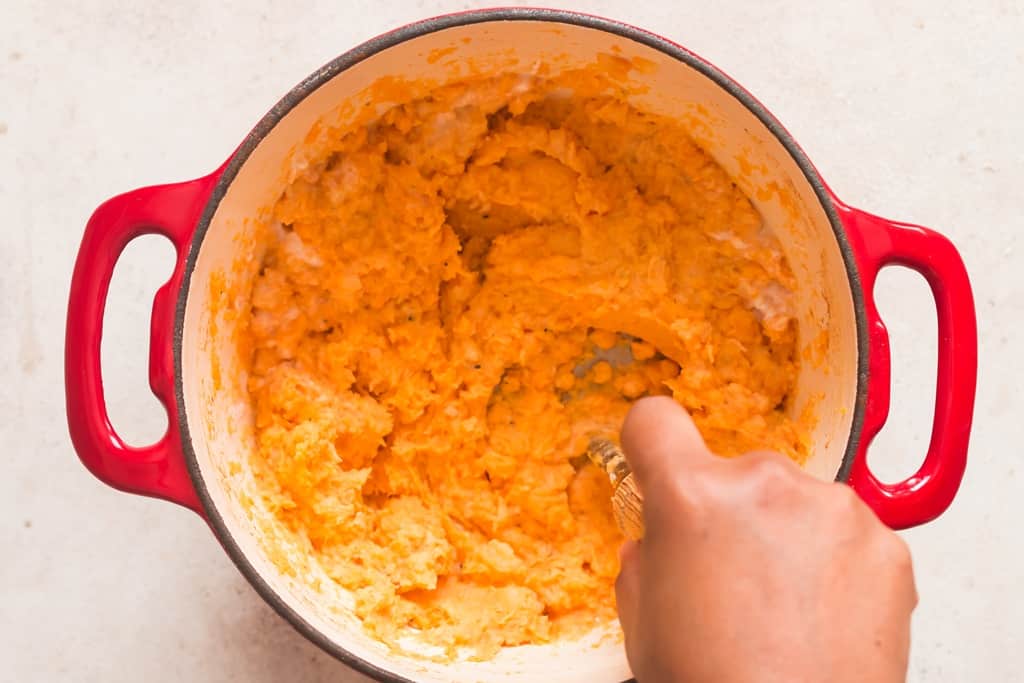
[242,68,808,659]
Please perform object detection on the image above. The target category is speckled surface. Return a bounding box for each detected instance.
[2,1,1021,680]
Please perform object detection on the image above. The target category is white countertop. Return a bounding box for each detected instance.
[3,1,1021,680]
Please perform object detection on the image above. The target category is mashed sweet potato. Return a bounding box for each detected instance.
[242,66,808,660]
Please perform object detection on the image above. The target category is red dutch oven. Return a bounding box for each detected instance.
[65,9,977,683]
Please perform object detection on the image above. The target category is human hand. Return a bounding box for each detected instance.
[615,397,917,683]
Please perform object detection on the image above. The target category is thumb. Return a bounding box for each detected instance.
[620,396,712,495]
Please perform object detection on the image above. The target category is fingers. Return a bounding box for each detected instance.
[615,539,642,639]
[620,396,712,493]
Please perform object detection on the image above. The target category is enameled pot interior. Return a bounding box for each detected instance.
[179,16,859,683]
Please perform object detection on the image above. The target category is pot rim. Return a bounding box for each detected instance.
[173,8,869,682]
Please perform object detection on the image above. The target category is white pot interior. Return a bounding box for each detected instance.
[180,16,859,683]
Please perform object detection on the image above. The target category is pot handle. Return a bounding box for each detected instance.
[837,204,977,529]
[65,175,217,512]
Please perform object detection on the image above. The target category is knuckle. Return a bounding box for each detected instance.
[743,452,797,498]
[647,469,713,525]
[820,483,872,526]
[885,533,914,570]
[879,533,918,607]
[830,483,864,515]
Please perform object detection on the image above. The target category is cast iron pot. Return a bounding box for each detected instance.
[66,9,977,682]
